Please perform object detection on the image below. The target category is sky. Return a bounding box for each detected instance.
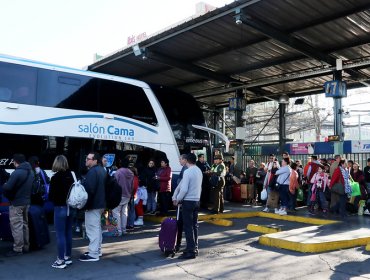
[0,0,233,69]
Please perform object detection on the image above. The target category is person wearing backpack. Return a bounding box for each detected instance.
[48,155,74,269]
[28,156,50,206]
[79,152,106,262]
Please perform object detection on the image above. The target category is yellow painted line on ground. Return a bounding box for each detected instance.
[146,211,338,226]
[144,215,167,224]
[199,211,256,221]
[257,212,338,225]
[205,218,233,227]
[366,243,370,251]
[247,224,281,234]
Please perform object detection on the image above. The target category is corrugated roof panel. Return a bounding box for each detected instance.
[88,0,370,108]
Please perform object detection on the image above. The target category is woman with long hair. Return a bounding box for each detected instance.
[48,155,74,269]
[156,158,172,216]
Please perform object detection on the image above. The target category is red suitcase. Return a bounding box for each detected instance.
[232,184,242,202]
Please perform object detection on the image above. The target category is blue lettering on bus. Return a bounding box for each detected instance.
[78,123,134,137]
[107,125,134,136]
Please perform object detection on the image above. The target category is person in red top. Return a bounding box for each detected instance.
[155,158,172,216]
[329,159,350,218]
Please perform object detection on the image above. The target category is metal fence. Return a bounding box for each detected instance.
[242,153,370,171]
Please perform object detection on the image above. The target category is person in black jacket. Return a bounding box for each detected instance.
[2,153,33,257]
[48,155,74,269]
[141,159,157,215]
[79,152,106,262]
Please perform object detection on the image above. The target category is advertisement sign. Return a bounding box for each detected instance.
[290,143,315,155]
[351,141,370,153]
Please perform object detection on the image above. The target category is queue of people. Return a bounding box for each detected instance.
[2,150,370,268]
[247,153,369,218]
[0,152,175,267]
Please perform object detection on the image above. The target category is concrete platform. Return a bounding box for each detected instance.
[144,203,370,254]
[259,221,370,253]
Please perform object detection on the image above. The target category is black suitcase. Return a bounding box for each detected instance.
[0,212,13,241]
[28,205,50,250]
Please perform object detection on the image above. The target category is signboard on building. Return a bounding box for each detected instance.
[351,141,370,153]
[229,98,246,111]
[290,143,315,155]
[127,32,148,46]
[324,80,347,98]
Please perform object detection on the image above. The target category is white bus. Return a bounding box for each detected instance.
[0,54,220,179]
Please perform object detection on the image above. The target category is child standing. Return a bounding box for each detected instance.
[309,165,329,215]
[134,185,148,226]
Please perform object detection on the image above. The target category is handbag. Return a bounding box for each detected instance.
[209,174,219,188]
[350,179,361,197]
[297,188,304,202]
[331,182,345,195]
[260,188,268,201]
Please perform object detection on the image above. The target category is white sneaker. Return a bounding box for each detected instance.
[262,207,269,212]
[364,209,370,215]
[134,217,144,226]
[274,208,281,214]
[279,209,287,215]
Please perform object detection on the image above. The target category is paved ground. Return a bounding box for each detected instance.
[1,202,370,280]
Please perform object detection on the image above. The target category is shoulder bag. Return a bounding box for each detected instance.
[331,182,345,195]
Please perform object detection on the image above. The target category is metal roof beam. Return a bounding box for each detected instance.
[239,13,336,66]
[145,50,238,84]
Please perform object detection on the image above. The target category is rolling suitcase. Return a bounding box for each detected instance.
[232,184,242,202]
[28,205,50,250]
[0,212,13,241]
[159,206,179,257]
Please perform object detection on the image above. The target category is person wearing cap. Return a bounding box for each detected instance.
[210,154,226,214]
[364,158,370,192]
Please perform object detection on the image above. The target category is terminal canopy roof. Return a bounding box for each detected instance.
[88,0,370,109]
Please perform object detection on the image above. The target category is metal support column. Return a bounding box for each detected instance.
[213,110,221,149]
[278,103,287,154]
[235,89,245,172]
[333,70,343,141]
[333,70,344,154]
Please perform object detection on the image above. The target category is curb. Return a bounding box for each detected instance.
[247,224,281,234]
[204,218,233,227]
[259,233,370,253]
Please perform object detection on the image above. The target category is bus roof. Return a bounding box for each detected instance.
[0,53,150,89]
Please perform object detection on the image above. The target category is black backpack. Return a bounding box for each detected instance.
[105,175,122,210]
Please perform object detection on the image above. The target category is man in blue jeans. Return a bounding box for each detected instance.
[172,153,202,259]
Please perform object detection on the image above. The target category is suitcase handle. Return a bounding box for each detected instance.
[176,205,180,220]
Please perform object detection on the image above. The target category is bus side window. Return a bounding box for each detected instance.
[0,87,12,101]
[12,86,35,104]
